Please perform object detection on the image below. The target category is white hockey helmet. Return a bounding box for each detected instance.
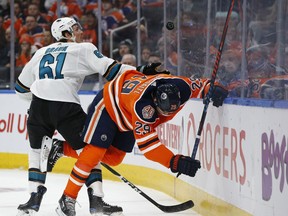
[51,17,79,41]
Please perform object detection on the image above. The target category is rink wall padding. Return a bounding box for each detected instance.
[1,92,288,216]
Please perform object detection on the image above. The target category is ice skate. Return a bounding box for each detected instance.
[17,185,47,216]
[40,136,63,172]
[88,188,123,216]
[55,194,76,216]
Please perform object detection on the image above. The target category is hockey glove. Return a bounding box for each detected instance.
[170,154,201,177]
[203,82,228,107]
[136,62,170,75]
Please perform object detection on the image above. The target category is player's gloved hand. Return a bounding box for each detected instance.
[202,82,228,107]
[170,154,201,177]
[136,62,170,75]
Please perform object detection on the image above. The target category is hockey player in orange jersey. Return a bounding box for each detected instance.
[54,69,228,215]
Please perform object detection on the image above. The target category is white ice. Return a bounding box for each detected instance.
[0,169,201,216]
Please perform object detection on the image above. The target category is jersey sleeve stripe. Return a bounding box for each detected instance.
[136,132,158,142]
[113,77,133,129]
[138,137,159,149]
[107,81,127,131]
[104,61,122,81]
[83,99,105,144]
[141,142,162,154]
[15,78,30,93]
[108,80,131,131]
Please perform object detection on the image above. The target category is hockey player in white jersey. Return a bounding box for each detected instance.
[15,17,135,216]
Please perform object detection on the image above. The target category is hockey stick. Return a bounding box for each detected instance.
[191,0,235,159]
[177,0,235,178]
[101,162,194,213]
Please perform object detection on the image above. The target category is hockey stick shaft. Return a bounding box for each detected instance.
[191,0,235,159]
[101,162,194,213]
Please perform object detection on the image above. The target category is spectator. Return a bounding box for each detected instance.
[2,16,23,40]
[46,0,83,22]
[0,13,3,27]
[212,11,240,49]
[30,0,48,13]
[246,44,278,98]
[115,0,131,13]
[120,53,136,66]
[141,46,151,65]
[44,0,56,13]
[102,0,124,34]
[21,0,31,17]
[148,52,162,64]
[2,3,24,40]
[0,0,9,18]
[156,36,178,75]
[0,24,10,82]
[114,38,133,62]
[139,24,152,48]
[14,1,25,23]
[141,0,164,42]
[115,0,137,23]
[82,10,98,45]
[177,12,207,76]
[41,30,54,46]
[218,49,246,97]
[247,2,277,47]
[218,49,242,86]
[16,34,33,67]
[0,26,11,68]
[27,3,49,30]
[113,0,139,43]
[18,15,44,46]
[258,73,288,100]
[246,45,276,80]
[83,0,99,15]
[141,0,164,7]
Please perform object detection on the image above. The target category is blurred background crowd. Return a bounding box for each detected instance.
[0,0,288,100]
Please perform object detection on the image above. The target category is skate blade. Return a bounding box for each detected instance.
[55,206,66,216]
[91,212,124,216]
[110,212,125,216]
[17,209,36,216]
[91,213,103,216]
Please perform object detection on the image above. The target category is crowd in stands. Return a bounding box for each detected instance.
[0,0,287,100]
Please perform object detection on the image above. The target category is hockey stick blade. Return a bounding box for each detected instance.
[101,162,194,213]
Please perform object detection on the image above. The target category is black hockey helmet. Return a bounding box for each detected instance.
[154,83,181,113]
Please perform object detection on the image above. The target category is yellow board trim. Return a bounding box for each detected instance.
[0,153,251,216]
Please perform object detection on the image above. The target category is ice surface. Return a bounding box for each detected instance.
[0,169,201,216]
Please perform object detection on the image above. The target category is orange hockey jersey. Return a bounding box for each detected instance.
[103,70,209,167]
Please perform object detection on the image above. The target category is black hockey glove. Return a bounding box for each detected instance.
[202,82,228,107]
[170,154,201,177]
[136,62,170,75]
